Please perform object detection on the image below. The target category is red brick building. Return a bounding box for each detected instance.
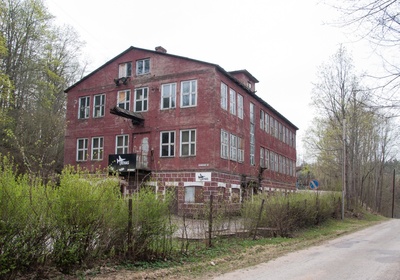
[64,46,298,212]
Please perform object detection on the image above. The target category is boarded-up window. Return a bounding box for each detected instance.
[185,186,203,203]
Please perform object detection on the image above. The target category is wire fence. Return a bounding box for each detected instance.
[1,181,341,279]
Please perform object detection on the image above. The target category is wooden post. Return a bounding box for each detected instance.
[128,197,133,256]
[253,199,265,240]
[208,194,213,248]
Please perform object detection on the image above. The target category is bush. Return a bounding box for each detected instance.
[0,158,178,277]
[242,191,341,237]
[0,156,52,278]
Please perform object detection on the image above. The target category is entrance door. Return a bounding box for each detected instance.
[132,133,150,169]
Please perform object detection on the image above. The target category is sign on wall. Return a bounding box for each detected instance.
[196,172,211,182]
[109,154,137,172]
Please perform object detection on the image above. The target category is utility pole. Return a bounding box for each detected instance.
[342,119,346,221]
[392,169,395,218]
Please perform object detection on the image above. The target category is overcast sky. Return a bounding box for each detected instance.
[46,0,379,161]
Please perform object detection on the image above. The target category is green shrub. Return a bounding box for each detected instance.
[242,191,341,237]
[0,156,52,278]
[50,166,125,272]
[128,187,176,261]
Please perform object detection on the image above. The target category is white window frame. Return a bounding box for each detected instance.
[78,96,90,119]
[181,80,197,107]
[221,130,229,159]
[115,134,129,154]
[265,149,270,170]
[230,134,238,161]
[260,147,265,168]
[270,151,275,172]
[180,129,196,157]
[76,138,88,161]
[91,137,104,161]
[229,88,236,115]
[238,137,244,163]
[160,131,175,157]
[93,94,105,118]
[237,94,243,119]
[117,90,130,110]
[250,103,255,166]
[221,83,228,110]
[161,83,176,109]
[260,110,264,130]
[265,113,270,133]
[134,87,148,112]
[136,58,150,75]
[119,62,132,78]
[184,182,204,203]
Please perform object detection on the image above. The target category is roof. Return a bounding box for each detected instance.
[228,69,259,83]
[65,46,298,130]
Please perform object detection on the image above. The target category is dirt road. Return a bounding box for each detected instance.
[212,219,400,280]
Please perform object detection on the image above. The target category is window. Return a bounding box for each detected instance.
[185,186,203,203]
[250,103,255,165]
[270,151,275,172]
[117,90,130,110]
[93,94,105,118]
[237,94,243,119]
[91,137,104,161]
[181,80,197,107]
[221,83,228,110]
[260,110,264,130]
[265,149,269,169]
[119,62,132,78]
[135,87,148,112]
[292,133,296,148]
[76,138,88,161]
[231,185,241,203]
[265,113,270,133]
[250,103,254,124]
[136,58,150,75]
[260,147,265,167]
[161,83,176,109]
[221,130,229,159]
[282,126,287,143]
[180,129,196,156]
[270,116,274,136]
[160,131,175,157]
[238,137,244,162]
[275,153,279,172]
[116,135,129,154]
[78,96,90,119]
[229,88,236,115]
[230,134,237,161]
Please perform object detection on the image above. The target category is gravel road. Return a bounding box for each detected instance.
[212,219,400,280]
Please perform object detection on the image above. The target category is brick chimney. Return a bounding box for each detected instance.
[155,46,167,53]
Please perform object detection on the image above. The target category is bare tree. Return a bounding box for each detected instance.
[326,0,400,98]
[305,46,396,212]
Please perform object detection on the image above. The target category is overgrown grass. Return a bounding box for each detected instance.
[0,154,388,279]
[102,212,386,280]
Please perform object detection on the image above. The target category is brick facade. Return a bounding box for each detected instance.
[64,46,298,213]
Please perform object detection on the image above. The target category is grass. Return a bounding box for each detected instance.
[88,212,388,280]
